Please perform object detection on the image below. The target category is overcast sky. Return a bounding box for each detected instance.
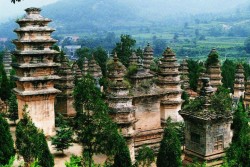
[0,0,58,22]
[0,0,249,23]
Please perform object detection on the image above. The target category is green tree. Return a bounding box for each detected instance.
[205,49,219,69]
[7,93,18,124]
[0,65,11,101]
[113,135,132,167]
[113,34,136,67]
[51,115,73,154]
[65,155,82,167]
[16,105,54,167]
[93,47,108,77]
[0,114,15,166]
[221,59,236,91]
[224,97,250,166]
[244,37,250,53]
[156,118,182,167]
[181,91,189,108]
[73,74,131,167]
[75,47,91,70]
[187,59,205,91]
[135,145,155,167]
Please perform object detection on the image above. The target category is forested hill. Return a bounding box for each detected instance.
[0,0,144,38]
[1,0,250,39]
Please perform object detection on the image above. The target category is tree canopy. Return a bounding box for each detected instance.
[73,74,131,166]
[113,34,136,67]
[0,114,15,166]
[157,118,182,167]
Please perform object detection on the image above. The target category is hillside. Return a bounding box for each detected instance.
[0,0,144,38]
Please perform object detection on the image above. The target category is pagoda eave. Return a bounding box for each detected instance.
[13,39,57,43]
[14,88,61,96]
[13,50,59,55]
[12,63,60,68]
[14,28,55,32]
[13,75,60,81]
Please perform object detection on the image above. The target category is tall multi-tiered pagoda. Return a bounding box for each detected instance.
[234,64,245,98]
[82,57,89,75]
[244,77,250,109]
[88,55,102,79]
[143,43,154,72]
[129,52,138,66]
[12,7,60,135]
[179,59,190,90]
[55,55,75,117]
[3,51,12,76]
[106,54,136,161]
[206,48,222,90]
[158,47,183,123]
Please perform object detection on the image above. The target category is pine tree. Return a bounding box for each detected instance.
[0,114,15,166]
[0,65,11,101]
[224,97,250,166]
[51,115,73,154]
[156,118,182,167]
[16,105,54,167]
[113,135,132,167]
[8,93,18,124]
[135,145,155,167]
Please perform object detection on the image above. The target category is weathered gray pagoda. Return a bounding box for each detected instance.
[180,78,232,166]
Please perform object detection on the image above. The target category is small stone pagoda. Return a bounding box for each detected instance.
[72,62,82,81]
[180,78,232,166]
[88,55,102,79]
[244,77,250,109]
[129,52,138,66]
[234,64,245,98]
[3,51,12,76]
[106,53,136,161]
[55,55,75,116]
[179,59,190,90]
[12,7,60,135]
[206,48,222,90]
[157,47,183,123]
[82,57,89,75]
[143,43,154,72]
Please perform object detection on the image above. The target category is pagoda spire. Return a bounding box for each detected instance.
[88,55,102,79]
[143,43,154,72]
[179,58,190,90]
[206,48,222,90]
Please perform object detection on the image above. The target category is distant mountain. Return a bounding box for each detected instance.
[1,0,250,39]
[0,0,145,38]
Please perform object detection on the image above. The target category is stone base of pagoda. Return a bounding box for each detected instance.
[183,149,224,167]
[16,94,57,136]
[55,95,75,117]
[160,101,183,123]
[134,128,163,155]
[126,138,135,163]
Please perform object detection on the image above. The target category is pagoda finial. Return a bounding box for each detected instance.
[164,47,174,55]
[25,7,41,14]
[113,52,118,63]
